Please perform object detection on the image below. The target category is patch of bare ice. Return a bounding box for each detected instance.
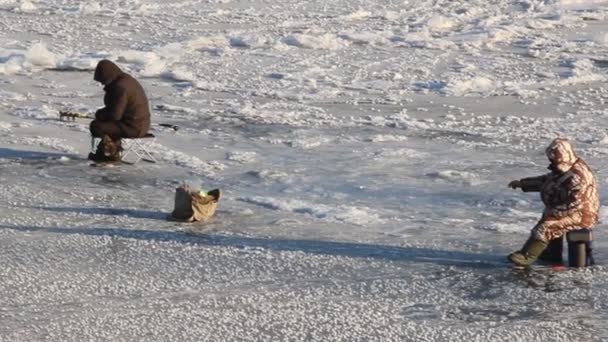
[283,33,347,50]
[239,196,385,226]
[365,134,409,143]
[478,222,529,234]
[0,90,27,102]
[10,105,57,120]
[16,136,78,154]
[226,151,257,163]
[372,148,428,159]
[150,143,226,176]
[426,170,484,186]
[443,76,500,96]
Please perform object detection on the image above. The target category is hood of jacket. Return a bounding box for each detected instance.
[545,137,578,173]
[94,60,123,85]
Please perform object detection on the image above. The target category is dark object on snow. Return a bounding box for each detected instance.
[567,229,594,267]
[91,60,151,140]
[512,230,595,268]
[59,111,92,121]
[170,185,220,223]
[508,237,548,267]
[538,236,563,264]
[158,123,180,131]
[88,135,122,163]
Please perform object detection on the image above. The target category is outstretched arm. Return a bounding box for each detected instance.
[509,173,550,192]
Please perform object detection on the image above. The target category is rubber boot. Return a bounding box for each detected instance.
[100,136,121,162]
[508,239,548,267]
[538,236,563,264]
[88,135,121,163]
[507,236,532,264]
[89,136,108,162]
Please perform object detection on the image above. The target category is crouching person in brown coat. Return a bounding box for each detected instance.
[507,137,599,267]
[89,59,151,162]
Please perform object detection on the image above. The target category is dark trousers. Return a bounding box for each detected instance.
[538,236,563,264]
[90,120,125,140]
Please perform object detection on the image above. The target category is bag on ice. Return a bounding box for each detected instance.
[169,184,220,222]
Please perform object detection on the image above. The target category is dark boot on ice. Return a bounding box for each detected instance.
[88,135,121,163]
[102,136,121,162]
[508,237,548,267]
[538,236,563,264]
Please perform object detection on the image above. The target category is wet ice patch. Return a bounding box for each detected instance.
[0,90,26,102]
[599,205,608,223]
[371,148,427,159]
[392,32,457,50]
[506,208,541,220]
[0,121,12,132]
[234,102,340,127]
[0,42,57,73]
[0,43,66,74]
[185,36,230,50]
[150,143,226,175]
[556,0,608,10]
[0,57,22,75]
[485,27,521,44]
[560,58,604,85]
[0,121,31,134]
[239,196,384,226]
[246,169,292,183]
[10,105,57,120]
[13,0,36,13]
[341,10,371,21]
[283,33,346,50]
[154,104,196,115]
[79,1,101,15]
[113,50,167,77]
[25,43,57,69]
[57,53,107,71]
[443,76,500,96]
[288,136,332,149]
[503,83,540,99]
[426,170,483,186]
[18,136,78,154]
[478,222,529,234]
[427,15,458,32]
[364,134,408,143]
[339,31,391,46]
[226,151,256,163]
[595,32,608,46]
[355,110,412,129]
[283,130,334,149]
[229,35,270,49]
[161,67,196,84]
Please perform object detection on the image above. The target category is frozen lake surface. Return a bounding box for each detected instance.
[1,0,608,340]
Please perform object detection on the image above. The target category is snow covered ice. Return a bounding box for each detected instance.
[2,0,608,340]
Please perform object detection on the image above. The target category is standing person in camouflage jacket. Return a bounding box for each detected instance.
[507,137,599,267]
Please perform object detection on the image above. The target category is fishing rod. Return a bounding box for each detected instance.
[59,111,180,131]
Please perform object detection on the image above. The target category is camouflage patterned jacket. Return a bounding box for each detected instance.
[519,138,599,228]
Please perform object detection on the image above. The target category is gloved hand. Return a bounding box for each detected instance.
[508,180,521,189]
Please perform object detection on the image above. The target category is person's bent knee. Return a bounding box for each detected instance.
[90,120,122,139]
[90,120,102,137]
[532,223,550,243]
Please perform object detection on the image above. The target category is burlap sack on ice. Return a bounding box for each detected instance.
[169,184,220,222]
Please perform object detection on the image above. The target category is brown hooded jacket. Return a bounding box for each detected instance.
[94,60,151,138]
[520,138,599,229]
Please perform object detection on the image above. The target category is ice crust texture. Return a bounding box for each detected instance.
[1,0,608,341]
